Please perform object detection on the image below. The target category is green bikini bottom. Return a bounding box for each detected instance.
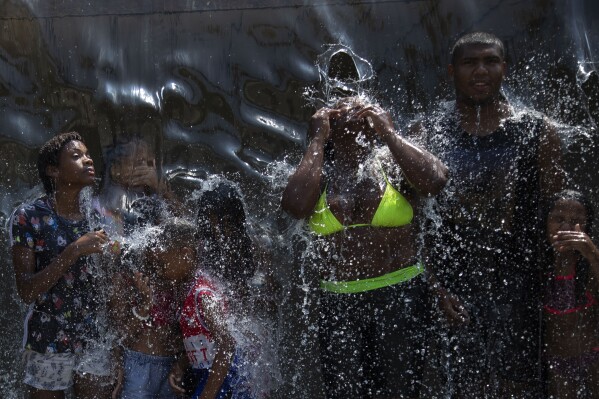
[320,262,424,294]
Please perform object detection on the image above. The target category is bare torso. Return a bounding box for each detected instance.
[127,323,181,356]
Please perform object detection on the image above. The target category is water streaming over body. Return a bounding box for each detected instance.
[1,1,599,398]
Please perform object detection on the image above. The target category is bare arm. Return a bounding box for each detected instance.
[168,353,190,395]
[552,224,599,295]
[197,295,235,399]
[108,272,151,344]
[426,267,470,326]
[356,105,448,196]
[281,108,337,218]
[13,229,108,304]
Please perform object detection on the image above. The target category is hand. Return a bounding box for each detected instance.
[168,361,186,394]
[438,289,470,326]
[309,107,341,142]
[132,271,153,313]
[71,229,109,257]
[128,163,159,193]
[352,103,396,141]
[108,240,122,256]
[552,224,599,261]
[111,363,124,399]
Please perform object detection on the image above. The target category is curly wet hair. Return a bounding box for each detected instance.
[37,132,84,194]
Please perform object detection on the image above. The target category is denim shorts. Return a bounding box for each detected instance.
[121,349,176,399]
[189,352,253,399]
[23,347,111,391]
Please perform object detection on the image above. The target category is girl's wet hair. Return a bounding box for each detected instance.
[155,217,198,249]
[37,132,84,194]
[197,183,248,228]
[545,189,594,232]
[196,183,256,286]
[138,218,197,275]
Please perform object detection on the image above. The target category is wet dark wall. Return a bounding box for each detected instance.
[1,0,598,397]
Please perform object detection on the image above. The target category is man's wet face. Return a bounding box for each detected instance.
[449,44,506,105]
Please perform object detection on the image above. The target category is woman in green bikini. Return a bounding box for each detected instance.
[282,97,448,398]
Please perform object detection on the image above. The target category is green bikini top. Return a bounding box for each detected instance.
[308,171,413,236]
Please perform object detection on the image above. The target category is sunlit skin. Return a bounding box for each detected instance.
[108,244,197,399]
[543,199,599,398]
[450,44,506,106]
[449,44,511,136]
[47,140,98,218]
[12,139,112,399]
[282,98,448,281]
[52,140,96,186]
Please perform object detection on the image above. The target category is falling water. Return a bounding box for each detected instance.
[1,1,598,398]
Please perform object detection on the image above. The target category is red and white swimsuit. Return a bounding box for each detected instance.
[179,275,223,369]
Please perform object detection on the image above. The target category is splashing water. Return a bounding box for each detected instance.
[1,2,599,398]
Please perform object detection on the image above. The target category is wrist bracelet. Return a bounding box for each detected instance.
[132,306,150,321]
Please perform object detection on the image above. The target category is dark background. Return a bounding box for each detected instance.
[1,1,598,397]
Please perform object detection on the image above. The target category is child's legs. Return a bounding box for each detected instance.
[72,344,114,399]
[73,374,114,399]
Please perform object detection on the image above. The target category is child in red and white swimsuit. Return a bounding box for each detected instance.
[168,183,256,399]
[543,190,599,398]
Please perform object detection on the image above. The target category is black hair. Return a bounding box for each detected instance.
[135,218,197,277]
[124,196,168,235]
[450,31,505,65]
[37,132,84,194]
[544,189,594,234]
[196,183,256,287]
[543,189,595,307]
[155,217,198,249]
